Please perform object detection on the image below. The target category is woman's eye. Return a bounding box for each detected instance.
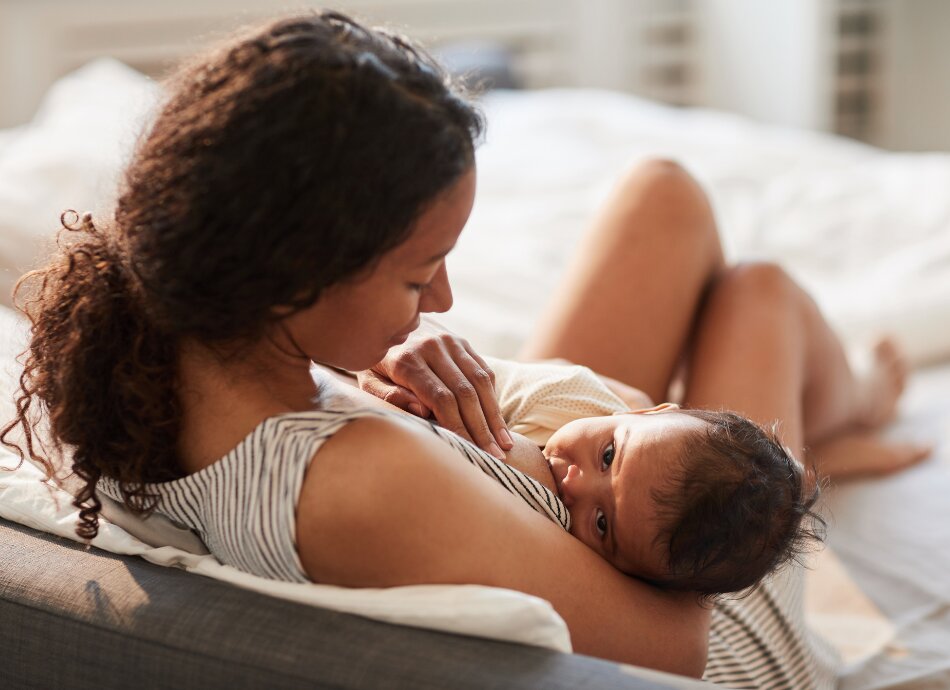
[595,509,608,538]
[407,282,429,292]
[601,442,615,469]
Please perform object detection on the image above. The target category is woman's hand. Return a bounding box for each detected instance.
[356,318,513,459]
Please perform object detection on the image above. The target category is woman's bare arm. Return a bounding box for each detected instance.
[296,415,710,677]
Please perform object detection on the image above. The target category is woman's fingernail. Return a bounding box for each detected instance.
[498,428,513,449]
[408,403,425,417]
[489,443,506,460]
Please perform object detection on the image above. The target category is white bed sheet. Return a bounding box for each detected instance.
[819,362,950,690]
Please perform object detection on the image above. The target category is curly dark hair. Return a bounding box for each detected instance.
[1,11,484,541]
[646,409,826,599]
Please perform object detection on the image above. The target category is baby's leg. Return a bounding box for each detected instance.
[519,159,725,402]
[683,262,908,460]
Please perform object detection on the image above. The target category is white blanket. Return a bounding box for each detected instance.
[443,90,950,367]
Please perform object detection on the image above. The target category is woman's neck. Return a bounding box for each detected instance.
[176,338,320,473]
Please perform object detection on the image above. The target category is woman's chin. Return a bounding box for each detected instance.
[386,331,410,347]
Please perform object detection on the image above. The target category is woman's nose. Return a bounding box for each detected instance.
[419,263,453,314]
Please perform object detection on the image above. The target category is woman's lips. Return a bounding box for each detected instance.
[388,318,421,346]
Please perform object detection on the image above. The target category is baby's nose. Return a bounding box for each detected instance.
[559,464,582,508]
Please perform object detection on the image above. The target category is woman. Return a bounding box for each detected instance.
[2,11,924,683]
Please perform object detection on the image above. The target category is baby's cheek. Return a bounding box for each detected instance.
[566,521,593,550]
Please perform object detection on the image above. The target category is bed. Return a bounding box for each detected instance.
[2,59,949,689]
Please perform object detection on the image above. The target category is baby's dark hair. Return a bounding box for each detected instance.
[647,409,825,598]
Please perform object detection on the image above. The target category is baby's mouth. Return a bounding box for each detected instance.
[547,456,569,499]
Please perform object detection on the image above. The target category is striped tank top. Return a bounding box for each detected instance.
[97,407,570,583]
[703,565,839,689]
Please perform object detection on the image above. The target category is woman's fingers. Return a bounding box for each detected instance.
[356,369,431,418]
[381,335,507,459]
[459,341,513,450]
[356,318,512,459]
[425,342,509,458]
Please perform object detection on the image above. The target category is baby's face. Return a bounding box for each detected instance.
[543,408,708,579]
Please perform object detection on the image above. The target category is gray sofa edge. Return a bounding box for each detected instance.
[2,518,705,689]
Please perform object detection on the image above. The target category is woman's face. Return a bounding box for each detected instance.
[281,166,477,371]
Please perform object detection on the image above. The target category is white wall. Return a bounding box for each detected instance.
[696,0,834,131]
[877,0,950,150]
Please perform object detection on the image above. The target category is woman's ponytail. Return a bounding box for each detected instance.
[1,211,181,541]
[2,11,484,542]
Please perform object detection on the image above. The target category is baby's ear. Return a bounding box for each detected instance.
[613,402,681,416]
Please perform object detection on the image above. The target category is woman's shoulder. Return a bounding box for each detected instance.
[294,411,469,580]
[270,406,441,453]
[102,406,416,494]
[294,410,528,582]
[293,408,710,675]
[221,407,425,479]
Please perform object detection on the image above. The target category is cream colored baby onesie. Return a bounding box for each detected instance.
[485,356,628,446]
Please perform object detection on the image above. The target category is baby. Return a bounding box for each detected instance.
[487,357,821,596]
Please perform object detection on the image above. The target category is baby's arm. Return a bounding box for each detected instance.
[521,356,654,410]
[595,373,654,410]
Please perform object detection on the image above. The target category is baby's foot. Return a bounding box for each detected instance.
[854,337,909,430]
[813,430,931,481]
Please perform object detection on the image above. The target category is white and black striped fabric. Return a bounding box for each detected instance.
[704,565,839,689]
[97,408,570,583]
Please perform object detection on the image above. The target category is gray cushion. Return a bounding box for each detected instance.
[1,518,692,689]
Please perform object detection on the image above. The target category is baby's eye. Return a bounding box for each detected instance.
[595,509,608,538]
[601,442,615,469]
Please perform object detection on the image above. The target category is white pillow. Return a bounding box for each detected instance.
[0,305,27,429]
[0,59,156,309]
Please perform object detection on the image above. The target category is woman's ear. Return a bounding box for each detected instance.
[612,402,681,416]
